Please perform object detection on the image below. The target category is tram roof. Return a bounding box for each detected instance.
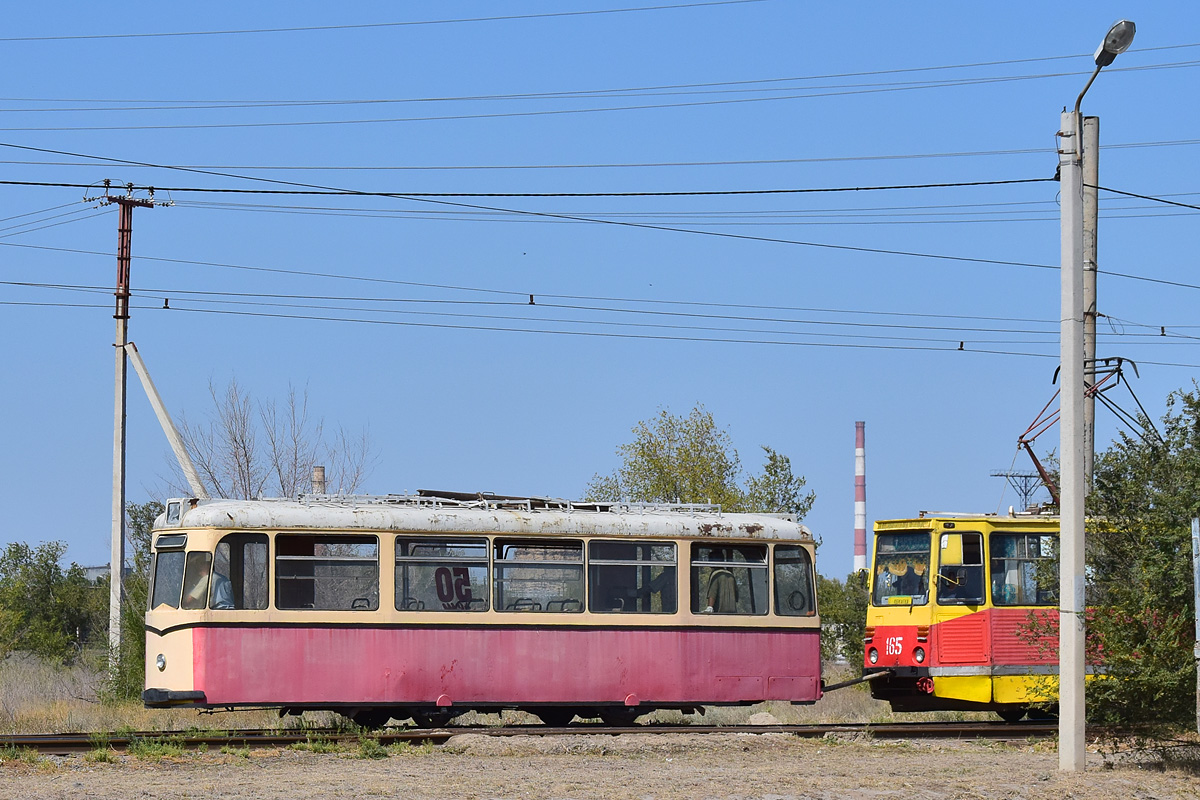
[156,495,814,541]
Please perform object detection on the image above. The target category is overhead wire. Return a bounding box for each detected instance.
[0,1,766,41]
[4,61,1199,132]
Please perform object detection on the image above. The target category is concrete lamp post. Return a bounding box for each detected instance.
[1058,18,1134,773]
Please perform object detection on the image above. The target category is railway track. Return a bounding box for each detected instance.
[2,721,1058,755]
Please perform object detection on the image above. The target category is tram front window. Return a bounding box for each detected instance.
[872,532,930,606]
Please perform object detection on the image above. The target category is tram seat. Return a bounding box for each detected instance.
[508,598,542,611]
[351,597,372,610]
[401,597,426,610]
[546,599,581,612]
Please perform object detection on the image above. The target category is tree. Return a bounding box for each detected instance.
[586,405,815,519]
[816,571,869,668]
[175,378,375,499]
[107,500,162,699]
[0,541,103,663]
[1084,387,1200,728]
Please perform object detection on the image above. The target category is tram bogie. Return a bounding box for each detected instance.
[145,494,821,726]
[863,513,1063,720]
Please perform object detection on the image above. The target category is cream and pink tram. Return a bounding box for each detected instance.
[144,493,821,727]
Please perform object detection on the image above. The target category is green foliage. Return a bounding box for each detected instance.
[126,735,186,760]
[356,733,389,759]
[106,500,163,700]
[1085,387,1200,728]
[816,571,868,666]
[0,541,104,662]
[586,405,814,519]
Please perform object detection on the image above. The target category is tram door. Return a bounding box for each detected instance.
[934,531,988,664]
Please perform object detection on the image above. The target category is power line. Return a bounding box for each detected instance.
[0,2,764,42]
[3,176,1060,199]
[7,59,1200,113]
[1094,184,1200,212]
[4,61,1199,132]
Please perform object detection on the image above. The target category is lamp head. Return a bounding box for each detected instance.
[1094,20,1135,67]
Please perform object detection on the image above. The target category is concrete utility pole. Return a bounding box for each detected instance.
[1192,518,1200,736]
[90,182,164,669]
[1082,116,1099,488]
[1057,19,1135,773]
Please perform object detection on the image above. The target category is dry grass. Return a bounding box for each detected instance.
[0,655,989,735]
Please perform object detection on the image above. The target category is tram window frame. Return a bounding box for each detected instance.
[212,533,269,610]
[395,537,490,612]
[275,534,380,611]
[935,531,985,605]
[690,543,769,616]
[587,540,677,614]
[871,531,931,607]
[773,544,816,616]
[990,532,1059,606]
[493,538,584,613]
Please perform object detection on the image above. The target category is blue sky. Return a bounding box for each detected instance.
[1,1,1197,576]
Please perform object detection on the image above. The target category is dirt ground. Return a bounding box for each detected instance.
[2,732,1197,800]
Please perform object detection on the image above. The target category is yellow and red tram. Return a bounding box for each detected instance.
[863,513,1061,721]
[145,493,821,727]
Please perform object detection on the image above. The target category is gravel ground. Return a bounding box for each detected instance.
[2,732,1197,800]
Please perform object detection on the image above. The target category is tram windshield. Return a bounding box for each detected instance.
[872,531,930,606]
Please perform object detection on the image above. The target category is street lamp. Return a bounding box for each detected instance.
[1058,18,1134,773]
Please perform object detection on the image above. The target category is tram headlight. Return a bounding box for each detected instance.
[913,647,926,664]
[156,654,166,672]
[868,647,879,664]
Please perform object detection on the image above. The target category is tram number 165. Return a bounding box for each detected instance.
[885,636,904,656]
[434,567,474,604]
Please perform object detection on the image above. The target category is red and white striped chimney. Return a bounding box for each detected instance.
[854,421,867,572]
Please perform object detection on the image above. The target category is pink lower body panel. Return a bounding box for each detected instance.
[192,625,820,707]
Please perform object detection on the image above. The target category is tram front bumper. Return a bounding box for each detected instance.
[143,688,207,707]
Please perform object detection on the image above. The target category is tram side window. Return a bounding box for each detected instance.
[990,533,1058,606]
[936,532,984,605]
[690,544,768,615]
[588,540,677,614]
[872,532,930,606]
[773,545,815,616]
[395,537,489,612]
[276,534,379,611]
[212,533,269,610]
[494,539,584,613]
[150,550,186,610]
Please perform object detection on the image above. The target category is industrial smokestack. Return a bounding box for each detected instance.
[311,465,327,495]
[854,422,867,572]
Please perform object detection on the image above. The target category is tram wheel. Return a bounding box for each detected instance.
[408,710,456,728]
[349,709,392,729]
[1026,705,1058,721]
[996,708,1027,723]
[531,707,576,727]
[597,708,640,726]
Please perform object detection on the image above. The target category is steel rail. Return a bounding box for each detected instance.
[1,721,1060,755]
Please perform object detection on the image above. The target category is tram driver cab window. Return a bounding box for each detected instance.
[936,531,984,605]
